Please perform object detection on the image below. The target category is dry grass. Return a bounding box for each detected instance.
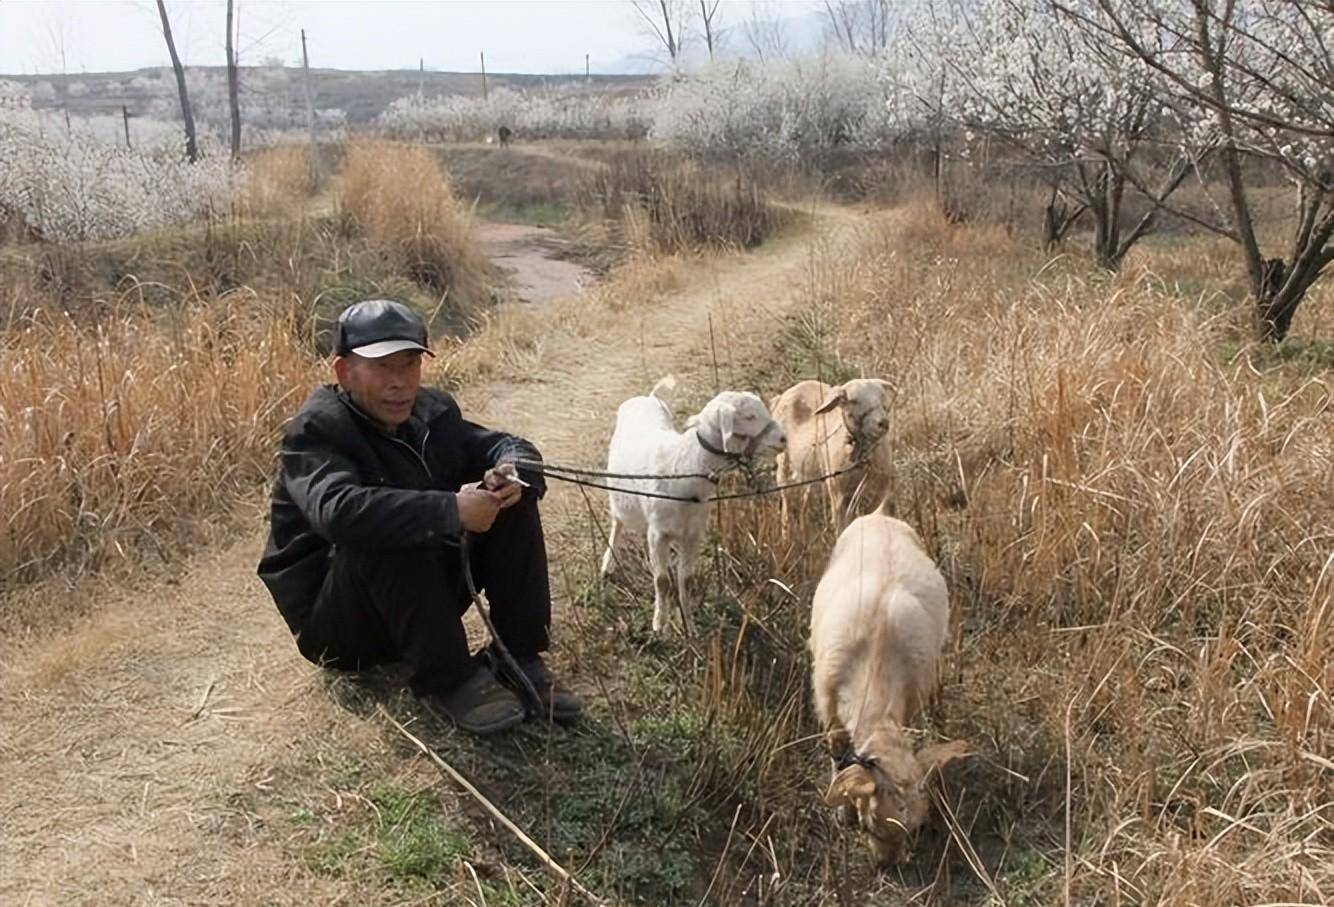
[533,197,1331,903]
[576,149,786,260]
[238,144,318,218]
[337,140,491,320]
[698,207,1333,904]
[0,296,322,593]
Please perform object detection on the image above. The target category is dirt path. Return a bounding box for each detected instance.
[0,202,875,904]
[477,221,592,308]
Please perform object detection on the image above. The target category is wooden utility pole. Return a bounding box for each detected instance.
[121,105,132,149]
[585,53,590,82]
[418,57,424,95]
[301,27,318,181]
[480,51,488,101]
[226,0,241,160]
[155,0,199,162]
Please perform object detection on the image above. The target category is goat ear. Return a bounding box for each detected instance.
[718,402,737,447]
[915,739,970,786]
[873,379,893,398]
[824,765,876,807]
[815,391,846,415]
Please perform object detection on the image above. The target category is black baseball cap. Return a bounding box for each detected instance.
[335,299,435,358]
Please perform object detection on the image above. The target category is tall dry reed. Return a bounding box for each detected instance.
[338,140,490,320]
[238,144,317,218]
[577,149,784,259]
[0,295,322,589]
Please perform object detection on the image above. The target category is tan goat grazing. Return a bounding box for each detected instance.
[809,504,968,864]
[771,378,891,524]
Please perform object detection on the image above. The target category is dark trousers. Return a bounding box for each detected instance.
[295,495,551,696]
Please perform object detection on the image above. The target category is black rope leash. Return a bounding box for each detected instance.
[509,456,731,483]
[511,457,869,504]
[460,532,545,717]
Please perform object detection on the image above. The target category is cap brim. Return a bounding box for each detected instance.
[348,339,434,358]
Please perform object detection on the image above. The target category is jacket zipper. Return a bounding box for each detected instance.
[390,427,433,479]
[335,392,434,482]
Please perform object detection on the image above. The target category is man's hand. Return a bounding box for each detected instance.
[483,463,525,510]
[456,486,505,532]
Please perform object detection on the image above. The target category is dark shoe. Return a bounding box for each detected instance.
[422,668,525,735]
[488,649,583,723]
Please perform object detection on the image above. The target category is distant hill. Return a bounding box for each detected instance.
[2,66,657,126]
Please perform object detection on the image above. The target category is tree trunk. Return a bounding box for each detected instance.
[156,0,199,163]
[226,0,241,160]
[1096,166,1123,270]
[700,0,715,61]
[1254,204,1334,341]
[1042,187,1085,251]
[660,0,679,63]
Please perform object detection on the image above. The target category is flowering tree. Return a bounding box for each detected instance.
[1079,0,1332,340]
[651,54,901,162]
[379,87,651,142]
[889,0,1203,268]
[0,93,236,243]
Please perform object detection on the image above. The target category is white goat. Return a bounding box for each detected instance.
[809,503,968,864]
[771,378,892,525]
[601,376,787,633]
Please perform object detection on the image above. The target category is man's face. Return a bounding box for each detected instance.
[334,350,424,431]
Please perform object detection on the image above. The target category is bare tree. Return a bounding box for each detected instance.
[699,0,721,61]
[1083,0,1332,341]
[741,0,790,61]
[226,0,241,160]
[155,0,199,162]
[824,0,894,56]
[630,0,688,67]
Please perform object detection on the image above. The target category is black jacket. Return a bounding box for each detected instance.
[257,384,543,633]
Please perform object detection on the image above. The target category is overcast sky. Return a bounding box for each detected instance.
[0,0,823,76]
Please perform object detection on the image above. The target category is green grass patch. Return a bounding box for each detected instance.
[476,200,574,227]
[305,783,471,890]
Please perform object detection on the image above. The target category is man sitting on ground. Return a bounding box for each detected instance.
[257,299,580,734]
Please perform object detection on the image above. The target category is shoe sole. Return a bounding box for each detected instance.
[425,702,525,735]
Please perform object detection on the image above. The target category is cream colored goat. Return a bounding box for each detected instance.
[601,377,787,634]
[771,378,891,525]
[809,503,968,864]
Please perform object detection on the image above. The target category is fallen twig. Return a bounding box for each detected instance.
[187,676,217,721]
[377,705,610,907]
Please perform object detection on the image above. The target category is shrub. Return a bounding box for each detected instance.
[238,144,316,217]
[576,149,784,257]
[336,140,490,321]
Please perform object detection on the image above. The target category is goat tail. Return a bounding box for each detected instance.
[650,374,678,402]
